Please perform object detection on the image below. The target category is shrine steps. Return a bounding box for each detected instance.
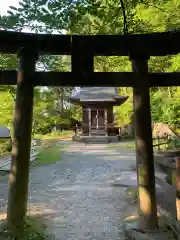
[72,135,119,144]
[90,129,106,136]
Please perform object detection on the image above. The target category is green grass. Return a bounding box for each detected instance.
[32,143,62,167]
[108,141,135,149]
[126,187,138,202]
[23,216,49,240]
[168,138,180,149]
[120,141,135,149]
[108,138,170,151]
[0,216,50,240]
[33,130,72,140]
[1,216,51,240]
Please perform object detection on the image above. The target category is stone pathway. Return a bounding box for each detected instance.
[0,141,137,239]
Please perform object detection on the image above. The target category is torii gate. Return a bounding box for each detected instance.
[0,30,180,235]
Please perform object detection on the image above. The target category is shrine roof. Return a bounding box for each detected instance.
[70,87,128,104]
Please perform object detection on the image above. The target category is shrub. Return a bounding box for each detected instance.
[23,216,49,240]
[0,139,12,156]
[168,138,180,149]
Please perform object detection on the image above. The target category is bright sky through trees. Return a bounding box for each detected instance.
[0,0,19,15]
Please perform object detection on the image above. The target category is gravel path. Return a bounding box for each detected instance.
[0,141,136,240]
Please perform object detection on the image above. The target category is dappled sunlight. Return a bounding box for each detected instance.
[176,199,180,220]
[9,145,18,184]
[64,148,117,154]
[9,161,17,185]
[63,142,136,160]
[96,155,136,161]
[50,185,117,192]
[0,212,7,220]
[0,140,138,239]
[27,204,57,218]
[0,204,57,221]
[66,149,110,153]
[139,186,151,215]
[61,142,137,167]
[84,149,116,153]
[85,145,108,149]
[124,213,139,222]
[81,150,118,155]
[64,144,109,152]
[12,145,18,156]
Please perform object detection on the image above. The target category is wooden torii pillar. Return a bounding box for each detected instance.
[7,48,38,236]
[71,36,94,137]
[130,54,157,229]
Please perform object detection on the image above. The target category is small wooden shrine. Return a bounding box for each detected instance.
[70,87,128,139]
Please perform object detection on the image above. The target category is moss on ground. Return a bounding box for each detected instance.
[23,216,49,240]
[107,141,135,149]
[33,130,72,140]
[1,216,52,240]
[126,187,138,202]
[32,142,62,167]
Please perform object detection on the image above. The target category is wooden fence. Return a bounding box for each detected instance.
[153,135,180,151]
[153,135,169,151]
[0,139,40,171]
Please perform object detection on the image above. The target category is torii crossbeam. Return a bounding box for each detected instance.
[1,29,179,235]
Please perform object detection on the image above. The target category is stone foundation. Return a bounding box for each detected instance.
[72,135,119,144]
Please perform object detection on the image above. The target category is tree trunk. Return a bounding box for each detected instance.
[60,88,64,114]
[168,87,172,97]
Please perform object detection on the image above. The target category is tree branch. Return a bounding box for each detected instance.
[141,0,168,13]
[119,0,128,34]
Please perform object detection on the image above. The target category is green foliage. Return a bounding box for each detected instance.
[2,216,49,240]
[1,0,180,131]
[33,130,72,140]
[23,216,49,240]
[115,87,133,126]
[0,139,12,156]
[108,141,135,149]
[151,89,180,127]
[0,54,18,70]
[126,187,138,202]
[168,138,180,149]
[0,52,76,135]
[32,87,74,134]
[70,104,82,121]
[0,91,14,128]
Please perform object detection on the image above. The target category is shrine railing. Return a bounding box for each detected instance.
[81,123,115,127]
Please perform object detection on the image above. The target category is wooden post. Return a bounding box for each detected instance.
[96,110,99,130]
[176,156,180,221]
[7,48,37,237]
[104,108,108,136]
[88,108,91,136]
[130,54,158,229]
[158,136,160,152]
[72,36,93,138]
[173,138,176,150]
[166,135,169,149]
